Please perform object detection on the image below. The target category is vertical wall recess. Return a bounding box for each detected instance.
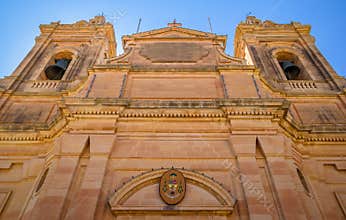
[255,138,283,219]
[61,137,90,219]
[85,75,97,98]
[0,190,11,215]
[251,75,261,98]
[35,168,49,193]
[335,192,346,218]
[220,74,229,98]
[119,73,127,98]
[296,168,310,193]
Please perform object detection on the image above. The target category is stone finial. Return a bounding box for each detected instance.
[89,15,106,25]
[168,19,182,27]
[245,16,262,25]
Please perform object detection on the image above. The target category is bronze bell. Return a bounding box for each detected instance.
[280,61,300,80]
[45,59,70,80]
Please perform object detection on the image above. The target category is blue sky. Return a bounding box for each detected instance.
[1,0,345,77]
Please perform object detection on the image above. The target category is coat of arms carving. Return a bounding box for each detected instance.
[159,169,186,205]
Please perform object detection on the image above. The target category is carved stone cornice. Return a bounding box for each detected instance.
[0,98,345,144]
[280,118,346,144]
[0,117,67,143]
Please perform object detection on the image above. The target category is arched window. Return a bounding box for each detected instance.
[296,168,310,193]
[276,52,311,80]
[44,51,73,80]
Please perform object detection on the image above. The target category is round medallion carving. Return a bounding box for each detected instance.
[159,169,186,205]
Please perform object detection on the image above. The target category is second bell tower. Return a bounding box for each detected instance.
[2,16,116,93]
[234,16,345,93]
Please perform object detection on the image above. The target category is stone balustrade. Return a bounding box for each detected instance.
[31,80,61,89]
[288,80,317,89]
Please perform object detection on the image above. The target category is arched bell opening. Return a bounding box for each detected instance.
[43,51,73,80]
[275,52,311,80]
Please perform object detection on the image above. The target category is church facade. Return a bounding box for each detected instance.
[0,15,345,219]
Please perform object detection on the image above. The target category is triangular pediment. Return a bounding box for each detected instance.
[122,25,227,46]
[141,29,207,38]
[133,27,214,38]
[107,22,245,65]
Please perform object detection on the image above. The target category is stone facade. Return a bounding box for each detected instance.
[0,15,345,219]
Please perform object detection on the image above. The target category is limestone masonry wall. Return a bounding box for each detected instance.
[0,15,345,219]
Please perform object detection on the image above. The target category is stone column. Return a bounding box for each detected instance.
[231,135,273,220]
[65,135,115,220]
[23,134,89,220]
[258,135,307,220]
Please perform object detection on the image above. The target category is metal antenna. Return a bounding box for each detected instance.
[136,18,142,33]
[208,17,213,33]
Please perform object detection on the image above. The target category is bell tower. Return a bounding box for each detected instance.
[0,16,116,93]
[234,16,345,93]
